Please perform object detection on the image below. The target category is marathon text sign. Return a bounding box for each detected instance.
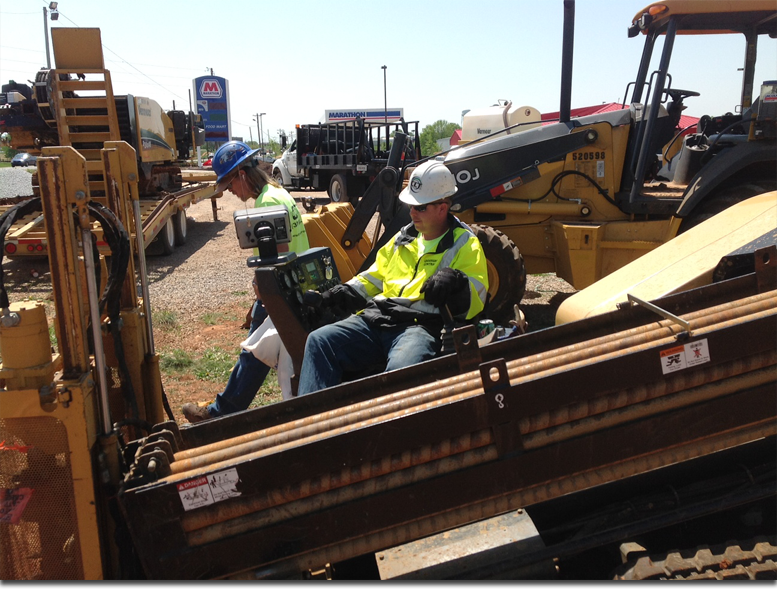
[193,75,231,143]
[324,108,404,123]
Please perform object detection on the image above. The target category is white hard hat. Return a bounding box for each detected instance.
[399,160,458,206]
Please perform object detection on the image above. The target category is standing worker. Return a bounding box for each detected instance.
[182,141,309,423]
[296,160,488,395]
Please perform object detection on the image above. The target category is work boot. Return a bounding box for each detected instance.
[182,402,212,424]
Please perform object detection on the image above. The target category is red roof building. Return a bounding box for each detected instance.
[541,102,698,133]
[451,102,698,147]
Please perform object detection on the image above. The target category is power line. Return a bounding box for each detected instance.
[45,6,188,102]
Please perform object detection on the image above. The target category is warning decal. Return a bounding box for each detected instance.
[660,338,710,375]
[178,468,241,511]
[0,488,34,524]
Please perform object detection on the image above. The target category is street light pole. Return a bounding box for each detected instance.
[43,3,59,69]
[381,65,387,124]
[43,8,51,69]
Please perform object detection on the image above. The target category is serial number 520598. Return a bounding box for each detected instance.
[572,151,606,160]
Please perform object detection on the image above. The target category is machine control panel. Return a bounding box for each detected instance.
[255,246,343,334]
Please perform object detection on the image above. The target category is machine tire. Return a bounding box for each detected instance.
[470,223,526,325]
[173,208,187,246]
[273,169,285,187]
[156,217,175,256]
[678,180,776,234]
[328,174,349,204]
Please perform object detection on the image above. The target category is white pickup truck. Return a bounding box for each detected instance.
[271,140,303,189]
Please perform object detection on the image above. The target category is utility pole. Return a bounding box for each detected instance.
[249,126,253,144]
[381,65,387,124]
[255,113,265,152]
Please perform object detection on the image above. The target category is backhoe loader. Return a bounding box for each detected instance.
[341,1,776,324]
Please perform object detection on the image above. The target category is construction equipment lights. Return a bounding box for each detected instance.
[648,4,667,16]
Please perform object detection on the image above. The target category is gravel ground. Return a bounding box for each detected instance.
[1,180,576,331]
[0,166,34,199]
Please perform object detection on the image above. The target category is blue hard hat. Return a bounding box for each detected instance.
[213,141,260,187]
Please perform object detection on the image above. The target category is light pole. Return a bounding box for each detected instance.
[381,65,387,124]
[43,3,59,69]
[249,126,253,144]
[254,113,265,152]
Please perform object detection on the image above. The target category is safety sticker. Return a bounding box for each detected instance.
[660,339,710,375]
[0,488,34,525]
[177,468,241,511]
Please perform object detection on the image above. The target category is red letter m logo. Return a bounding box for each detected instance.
[200,79,223,99]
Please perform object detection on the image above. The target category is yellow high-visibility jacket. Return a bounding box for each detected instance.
[347,215,488,328]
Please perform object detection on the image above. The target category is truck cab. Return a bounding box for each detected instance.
[272,140,303,188]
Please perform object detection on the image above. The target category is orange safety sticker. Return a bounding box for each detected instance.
[0,488,34,524]
[660,339,710,375]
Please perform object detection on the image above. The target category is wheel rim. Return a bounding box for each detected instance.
[164,218,175,244]
[274,171,283,186]
[331,179,342,202]
[486,259,501,299]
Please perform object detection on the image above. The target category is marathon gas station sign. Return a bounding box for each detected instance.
[193,76,231,143]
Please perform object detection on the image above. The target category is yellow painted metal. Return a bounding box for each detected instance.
[302,202,373,281]
[181,170,218,183]
[454,118,649,285]
[38,150,91,375]
[552,219,672,289]
[51,27,104,69]
[556,191,777,323]
[0,382,104,580]
[631,1,777,35]
[474,201,587,217]
[0,302,59,391]
[133,97,177,164]
[100,142,165,424]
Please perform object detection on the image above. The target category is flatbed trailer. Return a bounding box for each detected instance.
[3,178,216,258]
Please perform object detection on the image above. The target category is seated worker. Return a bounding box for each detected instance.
[296,160,487,396]
[182,141,309,423]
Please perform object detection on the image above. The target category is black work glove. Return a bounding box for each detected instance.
[320,284,367,312]
[420,267,470,312]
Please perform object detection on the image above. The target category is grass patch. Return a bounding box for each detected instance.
[231,290,249,296]
[154,309,178,329]
[160,349,194,372]
[200,312,237,326]
[249,369,283,408]
[193,347,237,382]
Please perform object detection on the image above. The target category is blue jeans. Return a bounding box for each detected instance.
[207,300,271,417]
[297,314,440,396]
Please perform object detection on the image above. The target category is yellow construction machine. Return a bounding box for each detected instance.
[0,28,213,258]
[340,1,776,324]
[1,1,775,582]
[0,139,775,580]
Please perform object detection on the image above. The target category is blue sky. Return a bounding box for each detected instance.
[1,0,775,144]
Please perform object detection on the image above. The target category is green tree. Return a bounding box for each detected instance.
[420,120,460,157]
